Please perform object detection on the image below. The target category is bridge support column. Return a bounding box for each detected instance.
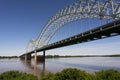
[43,51,45,62]
[34,50,37,75]
[37,51,45,62]
[25,54,31,63]
[25,54,27,63]
[34,50,37,65]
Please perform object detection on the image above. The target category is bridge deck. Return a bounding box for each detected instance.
[21,20,120,56]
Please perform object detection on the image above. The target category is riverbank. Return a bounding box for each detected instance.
[0,68,120,80]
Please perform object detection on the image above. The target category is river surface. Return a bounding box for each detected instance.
[0,57,120,76]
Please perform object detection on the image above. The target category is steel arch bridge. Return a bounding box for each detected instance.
[26,0,120,53]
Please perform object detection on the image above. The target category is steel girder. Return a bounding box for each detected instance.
[27,0,120,52]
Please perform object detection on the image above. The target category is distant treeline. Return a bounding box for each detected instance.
[109,54,120,57]
[0,56,18,59]
[1,54,120,59]
[37,54,120,58]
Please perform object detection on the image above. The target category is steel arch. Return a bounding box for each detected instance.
[27,0,120,52]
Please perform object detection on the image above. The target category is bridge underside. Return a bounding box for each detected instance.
[26,0,120,52]
[20,51,45,63]
[20,19,120,60]
[44,19,120,50]
[19,0,120,67]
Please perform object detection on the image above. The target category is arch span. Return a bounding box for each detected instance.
[27,0,120,52]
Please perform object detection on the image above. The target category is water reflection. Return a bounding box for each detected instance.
[21,59,46,76]
[1,57,120,76]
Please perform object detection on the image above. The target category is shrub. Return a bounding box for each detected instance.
[41,68,120,80]
[1,68,120,80]
[0,71,38,80]
[96,69,120,80]
[41,72,54,80]
[41,68,95,80]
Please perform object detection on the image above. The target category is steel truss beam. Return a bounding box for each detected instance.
[27,0,120,52]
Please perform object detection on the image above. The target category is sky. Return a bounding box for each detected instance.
[0,0,120,56]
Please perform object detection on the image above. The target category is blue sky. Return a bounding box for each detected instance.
[0,0,120,56]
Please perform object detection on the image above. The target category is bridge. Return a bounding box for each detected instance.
[20,0,120,63]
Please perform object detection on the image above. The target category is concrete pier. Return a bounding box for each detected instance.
[37,51,45,62]
[25,54,31,63]
[34,50,37,65]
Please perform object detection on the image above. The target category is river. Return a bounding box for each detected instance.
[0,57,120,76]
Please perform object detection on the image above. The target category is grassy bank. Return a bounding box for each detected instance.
[0,68,120,80]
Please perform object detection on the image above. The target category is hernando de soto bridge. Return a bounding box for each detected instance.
[20,0,120,62]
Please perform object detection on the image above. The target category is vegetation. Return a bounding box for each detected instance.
[0,71,38,80]
[109,54,120,57]
[41,68,120,80]
[38,54,120,58]
[0,56,18,59]
[0,68,120,80]
[1,54,120,59]
[40,68,95,80]
[96,69,120,80]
